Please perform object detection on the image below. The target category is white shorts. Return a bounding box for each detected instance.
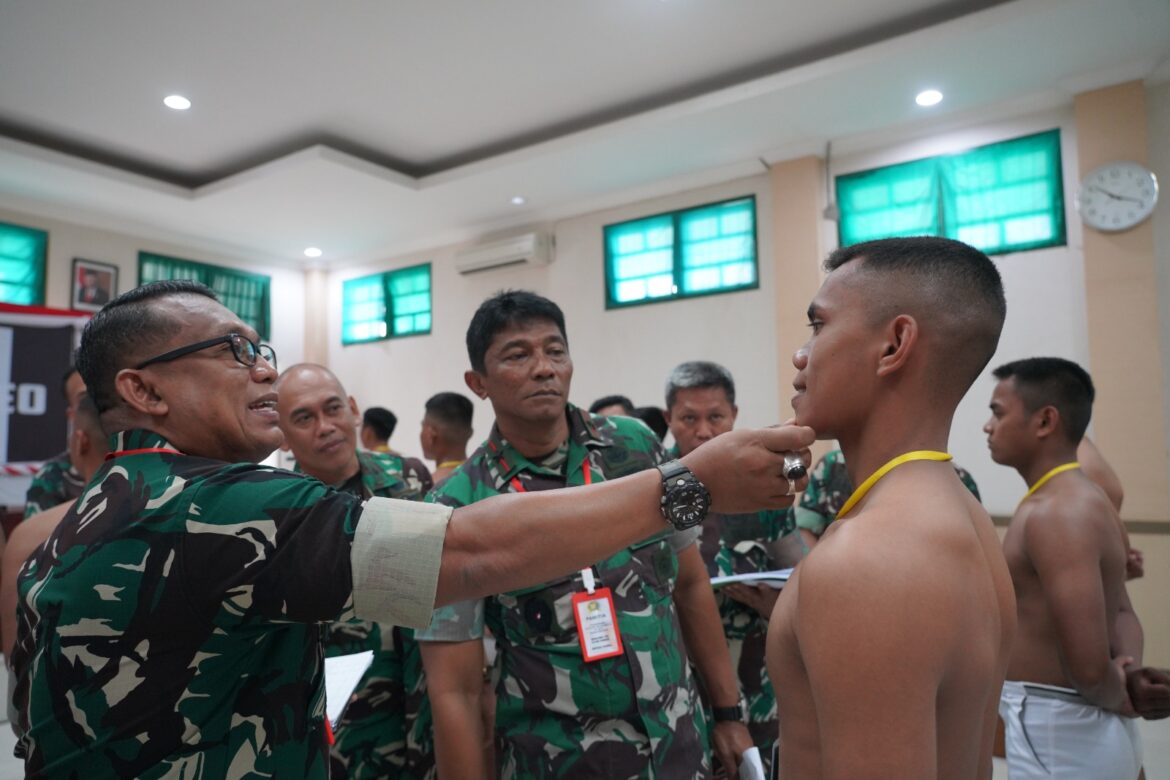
[999,680,1142,779]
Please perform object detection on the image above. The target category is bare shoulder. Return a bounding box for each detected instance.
[1020,474,1118,558]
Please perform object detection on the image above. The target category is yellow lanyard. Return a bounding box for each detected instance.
[1020,462,1080,505]
[836,450,953,520]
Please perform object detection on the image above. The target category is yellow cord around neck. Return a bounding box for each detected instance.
[437,459,465,470]
[836,450,953,520]
[1020,462,1080,505]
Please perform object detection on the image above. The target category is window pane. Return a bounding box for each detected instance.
[604,197,757,308]
[836,158,940,245]
[342,273,387,345]
[940,129,1065,255]
[385,264,431,338]
[0,222,47,305]
[678,198,757,296]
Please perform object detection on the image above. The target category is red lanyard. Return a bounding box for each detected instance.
[105,447,182,460]
[509,460,592,493]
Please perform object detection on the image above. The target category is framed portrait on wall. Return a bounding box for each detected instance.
[72,258,118,312]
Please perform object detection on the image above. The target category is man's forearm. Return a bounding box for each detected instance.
[1114,587,1144,666]
[437,471,664,606]
[673,555,740,707]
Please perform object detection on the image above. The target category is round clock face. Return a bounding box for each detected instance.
[1076,161,1159,232]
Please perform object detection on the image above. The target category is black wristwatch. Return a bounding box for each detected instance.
[712,701,745,723]
[656,460,711,530]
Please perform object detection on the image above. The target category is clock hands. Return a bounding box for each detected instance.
[1089,185,1143,205]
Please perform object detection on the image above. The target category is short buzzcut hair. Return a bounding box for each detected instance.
[466,290,567,373]
[76,280,219,413]
[425,392,474,437]
[362,407,398,441]
[992,357,1095,444]
[664,361,736,410]
[589,395,635,415]
[825,237,1006,399]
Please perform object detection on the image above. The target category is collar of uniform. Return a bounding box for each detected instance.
[355,449,409,496]
[483,403,613,488]
[664,443,681,459]
[108,429,180,455]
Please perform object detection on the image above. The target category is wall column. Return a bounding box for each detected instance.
[303,267,328,365]
[1074,81,1169,521]
[769,156,828,422]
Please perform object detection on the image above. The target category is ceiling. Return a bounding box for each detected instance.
[0,0,1167,269]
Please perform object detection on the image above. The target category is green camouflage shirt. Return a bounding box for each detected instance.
[327,449,434,780]
[13,429,369,779]
[23,451,85,519]
[418,406,711,779]
[790,449,983,535]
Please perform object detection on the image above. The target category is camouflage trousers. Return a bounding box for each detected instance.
[329,630,434,779]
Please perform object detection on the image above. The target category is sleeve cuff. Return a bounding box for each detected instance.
[351,497,450,629]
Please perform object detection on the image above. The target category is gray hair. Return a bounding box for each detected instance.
[664,361,736,410]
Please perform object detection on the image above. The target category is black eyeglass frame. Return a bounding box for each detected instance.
[135,332,277,371]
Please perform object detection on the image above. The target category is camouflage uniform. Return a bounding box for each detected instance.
[11,429,447,779]
[22,451,85,519]
[326,450,434,780]
[791,449,983,535]
[418,406,711,779]
[667,444,794,763]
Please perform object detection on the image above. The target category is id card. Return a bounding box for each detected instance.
[571,587,624,662]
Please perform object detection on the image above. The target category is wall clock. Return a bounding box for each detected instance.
[1076,161,1159,232]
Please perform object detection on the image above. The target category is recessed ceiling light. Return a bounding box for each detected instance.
[510,196,527,206]
[303,247,323,258]
[163,94,192,111]
[916,89,943,107]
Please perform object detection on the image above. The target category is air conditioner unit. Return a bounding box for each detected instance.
[454,233,552,275]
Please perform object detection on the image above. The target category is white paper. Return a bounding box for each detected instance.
[739,746,767,780]
[325,650,374,726]
[709,568,794,590]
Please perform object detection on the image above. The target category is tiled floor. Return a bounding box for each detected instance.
[0,718,1164,778]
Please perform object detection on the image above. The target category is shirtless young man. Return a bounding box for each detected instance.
[767,236,1017,779]
[986,357,1167,778]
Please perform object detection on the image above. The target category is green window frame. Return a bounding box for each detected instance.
[342,262,432,346]
[0,221,48,305]
[836,129,1066,255]
[138,252,271,339]
[604,195,758,309]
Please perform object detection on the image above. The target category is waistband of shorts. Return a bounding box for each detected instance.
[1006,680,1087,705]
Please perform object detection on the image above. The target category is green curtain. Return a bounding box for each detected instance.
[385,264,432,337]
[138,252,271,339]
[0,222,48,305]
[837,129,1065,256]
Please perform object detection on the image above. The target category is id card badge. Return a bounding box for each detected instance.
[571,587,624,662]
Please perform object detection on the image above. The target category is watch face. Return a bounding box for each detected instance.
[1077,162,1158,232]
[662,482,710,529]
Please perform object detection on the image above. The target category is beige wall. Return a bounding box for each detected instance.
[0,205,307,367]
[326,174,781,456]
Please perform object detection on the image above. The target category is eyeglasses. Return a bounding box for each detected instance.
[135,332,277,371]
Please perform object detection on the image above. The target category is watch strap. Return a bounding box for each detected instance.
[711,702,745,723]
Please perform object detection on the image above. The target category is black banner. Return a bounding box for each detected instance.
[2,324,73,463]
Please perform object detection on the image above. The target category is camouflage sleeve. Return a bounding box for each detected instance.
[954,466,982,502]
[401,457,434,497]
[792,455,836,535]
[179,470,366,626]
[22,460,69,519]
[414,473,486,642]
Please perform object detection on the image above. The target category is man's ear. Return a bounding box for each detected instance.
[875,314,919,378]
[464,370,488,400]
[113,369,169,417]
[1034,405,1061,440]
[729,404,739,424]
[348,395,361,424]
